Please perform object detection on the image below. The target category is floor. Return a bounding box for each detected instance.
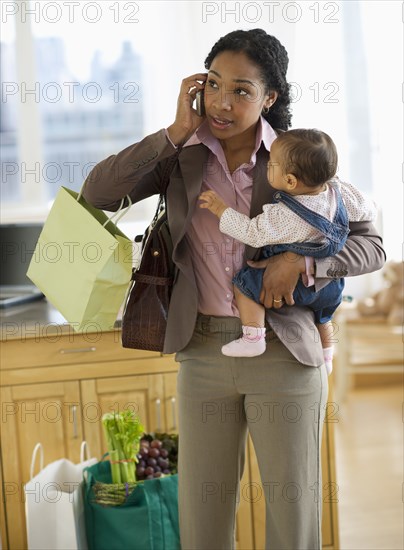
[333,383,403,549]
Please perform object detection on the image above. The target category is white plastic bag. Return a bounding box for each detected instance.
[24,442,97,550]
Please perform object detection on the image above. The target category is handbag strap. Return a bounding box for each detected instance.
[134,272,173,285]
[152,147,182,224]
[162,147,182,196]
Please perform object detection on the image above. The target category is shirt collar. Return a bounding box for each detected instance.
[184,116,277,155]
[259,116,278,152]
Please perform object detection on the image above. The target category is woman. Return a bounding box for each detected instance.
[83,29,385,550]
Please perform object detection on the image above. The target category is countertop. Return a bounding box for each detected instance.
[0,298,121,341]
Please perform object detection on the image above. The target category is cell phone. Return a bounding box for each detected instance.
[196,90,205,117]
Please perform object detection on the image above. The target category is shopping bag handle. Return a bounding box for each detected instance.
[80,441,93,463]
[104,195,133,227]
[30,443,44,480]
[77,182,132,228]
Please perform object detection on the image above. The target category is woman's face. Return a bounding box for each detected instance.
[204,50,277,144]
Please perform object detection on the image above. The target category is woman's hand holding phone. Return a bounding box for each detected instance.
[167,73,207,146]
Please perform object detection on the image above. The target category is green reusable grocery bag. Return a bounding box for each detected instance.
[26,186,133,332]
[83,460,180,550]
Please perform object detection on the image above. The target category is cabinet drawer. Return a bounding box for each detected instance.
[1,330,161,370]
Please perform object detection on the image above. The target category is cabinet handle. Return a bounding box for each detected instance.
[60,347,97,354]
[155,398,162,432]
[171,397,177,431]
[72,405,78,439]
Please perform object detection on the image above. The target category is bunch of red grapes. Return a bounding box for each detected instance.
[136,434,178,481]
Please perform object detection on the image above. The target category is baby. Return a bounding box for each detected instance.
[199,128,377,374]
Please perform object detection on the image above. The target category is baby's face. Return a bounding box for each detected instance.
[267,140,288,191]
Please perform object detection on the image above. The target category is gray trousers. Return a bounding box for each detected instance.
[175,315,328,550]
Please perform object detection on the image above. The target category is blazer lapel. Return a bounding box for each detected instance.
[170,142,274,262]
[169,143,210,255]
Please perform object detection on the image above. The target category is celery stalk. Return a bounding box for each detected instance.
[109,449,122,484]
[102,410,144,483]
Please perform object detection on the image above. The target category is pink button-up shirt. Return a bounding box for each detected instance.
[182,117,277,316]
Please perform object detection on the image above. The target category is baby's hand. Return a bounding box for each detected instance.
[199,190,228,218]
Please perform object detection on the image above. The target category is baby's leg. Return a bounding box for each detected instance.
[236,286,265,328]
[317,321,334,375]
[222,286,266,358]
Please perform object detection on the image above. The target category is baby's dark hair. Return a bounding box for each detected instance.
[275,129,338,186]
[204,29,292,131]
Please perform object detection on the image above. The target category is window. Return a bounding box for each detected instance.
[1,1,401,276]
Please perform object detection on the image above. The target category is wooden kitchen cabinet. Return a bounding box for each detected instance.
[0,451,9,550]
[81,373,176,458]
[1,380,84,550]
[1,328,339,549]
[1,329,177,549]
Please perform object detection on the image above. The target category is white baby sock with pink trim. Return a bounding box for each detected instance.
[221,325,266,358]
[323,346,334,376]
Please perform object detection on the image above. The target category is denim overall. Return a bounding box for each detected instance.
[233,187,350,324]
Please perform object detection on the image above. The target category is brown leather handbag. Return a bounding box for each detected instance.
[121,152,180,351]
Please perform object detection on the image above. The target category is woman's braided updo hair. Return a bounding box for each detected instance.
[204,29,292,131]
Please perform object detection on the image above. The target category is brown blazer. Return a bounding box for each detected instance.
[83,129,386,366]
